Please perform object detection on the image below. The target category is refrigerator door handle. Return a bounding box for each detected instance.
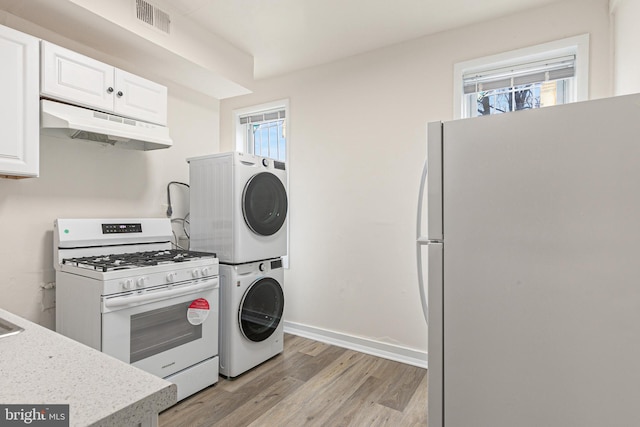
[417,160,429,240]
[417,239,429,325]
[417,159,429,324]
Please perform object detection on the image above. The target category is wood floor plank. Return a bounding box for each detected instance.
[288,343,347,382]
[321,375,386,427]
[214,376,305,426]
[297,339,331,356]
[281,333,313,355]
[319,354,412,426]
[376,363,427,412]
[398,373,429,426]
[344,402,406,427]
[159,334,428,427]
[159,386,235,427]
[247,350,376,426]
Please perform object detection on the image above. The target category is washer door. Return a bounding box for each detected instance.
[242,172,288,236]
[238,277,284,342]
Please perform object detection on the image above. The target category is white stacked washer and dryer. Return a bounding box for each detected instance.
[188,152,287,378]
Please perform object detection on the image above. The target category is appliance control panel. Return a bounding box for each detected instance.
[103,258,219,295]
[102,223,143,234]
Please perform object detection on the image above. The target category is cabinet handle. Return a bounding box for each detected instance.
[117,91,123,97]
[107,87,114,93]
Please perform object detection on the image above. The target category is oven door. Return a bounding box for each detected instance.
[101,278,219,379]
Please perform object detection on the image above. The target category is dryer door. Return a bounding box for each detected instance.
[238,277,284,342]
[242,172,288,236]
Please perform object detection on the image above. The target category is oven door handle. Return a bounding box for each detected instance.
[103,279,219,310]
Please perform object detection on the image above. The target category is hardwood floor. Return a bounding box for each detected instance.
[159,334,428,426]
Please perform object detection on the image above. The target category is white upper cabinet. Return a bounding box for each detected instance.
[113,69,168,125]
[41,41,167,126]
[41,41,114,113]
[0,25,39,178]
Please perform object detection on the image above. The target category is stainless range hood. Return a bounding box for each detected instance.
[40,100,173,150]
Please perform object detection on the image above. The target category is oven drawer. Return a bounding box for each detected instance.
[165,356,219,401]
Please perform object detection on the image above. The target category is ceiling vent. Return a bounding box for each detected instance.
[135,0,171,34]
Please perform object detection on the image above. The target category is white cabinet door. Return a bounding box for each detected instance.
[114,70,167,125]
[41,41,114,112]
[0,25,39,178]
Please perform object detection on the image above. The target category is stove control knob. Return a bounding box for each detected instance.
[191,269,200,278]
[122,279,134,290]
[166,272,176,283]
[201,267,211,277]
[136,277,149,288]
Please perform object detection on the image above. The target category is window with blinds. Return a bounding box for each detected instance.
[462,54,576,118]
[239,108,286,161]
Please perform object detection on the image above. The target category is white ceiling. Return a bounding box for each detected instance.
[167,0,565,79]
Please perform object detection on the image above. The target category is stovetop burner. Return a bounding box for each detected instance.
[62,249,217,272]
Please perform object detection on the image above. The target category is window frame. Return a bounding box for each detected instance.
[234,99,290,161]
[453,34,590,119]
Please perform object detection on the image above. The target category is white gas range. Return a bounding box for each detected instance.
[53,218,219,401]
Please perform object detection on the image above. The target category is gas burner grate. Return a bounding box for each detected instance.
[62,249,217,272]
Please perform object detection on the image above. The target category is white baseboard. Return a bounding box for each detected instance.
[283,321,428,369]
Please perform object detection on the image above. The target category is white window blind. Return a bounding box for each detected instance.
[463,55,576,94]
[239,109,286,124]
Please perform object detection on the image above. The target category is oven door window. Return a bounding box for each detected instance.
[130,301,202,363]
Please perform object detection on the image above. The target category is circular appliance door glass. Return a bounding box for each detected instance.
[239,277,284,342]
[242,172,288,236]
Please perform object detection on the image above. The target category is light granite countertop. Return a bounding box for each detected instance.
[0,309,177,427]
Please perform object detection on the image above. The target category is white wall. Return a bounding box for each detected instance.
[220,0,612,358]
[611,0,640,95]
[0,18,221,328]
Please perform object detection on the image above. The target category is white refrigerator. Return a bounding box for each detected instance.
[418,93,640,427]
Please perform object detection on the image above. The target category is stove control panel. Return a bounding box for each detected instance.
[90,257,219,296]
[120,278,151,291]
[102,223,143,234]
